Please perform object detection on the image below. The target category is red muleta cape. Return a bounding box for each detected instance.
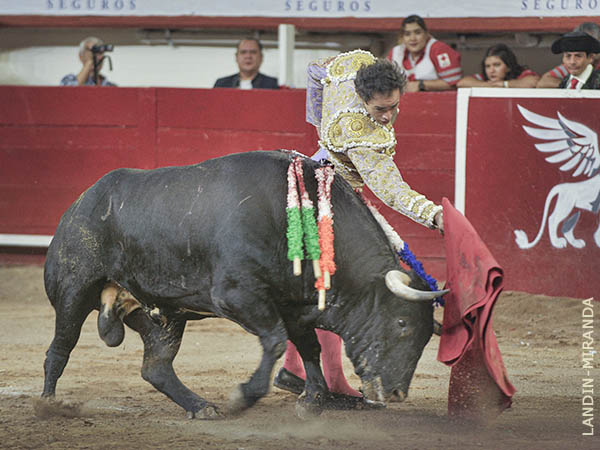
[437,198,516,422]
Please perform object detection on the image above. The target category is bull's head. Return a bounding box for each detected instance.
[339,269,446,405]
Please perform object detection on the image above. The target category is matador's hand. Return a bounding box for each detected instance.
[434,211,444,235]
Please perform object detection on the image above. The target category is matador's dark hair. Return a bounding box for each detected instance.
[354,59,407,103]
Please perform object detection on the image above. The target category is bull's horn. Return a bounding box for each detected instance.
[385,270,449,302]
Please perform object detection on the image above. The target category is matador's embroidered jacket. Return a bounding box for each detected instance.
[306,50,442,229]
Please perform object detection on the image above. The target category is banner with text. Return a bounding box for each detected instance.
[2,0,600,18]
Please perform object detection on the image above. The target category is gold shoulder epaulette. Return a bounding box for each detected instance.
[321,108,396,154]
[323,50,376,85]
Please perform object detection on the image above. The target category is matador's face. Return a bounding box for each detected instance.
[364,89,400,126]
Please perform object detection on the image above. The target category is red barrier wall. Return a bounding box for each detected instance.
[0,86,453,279]
[4,86,595,297]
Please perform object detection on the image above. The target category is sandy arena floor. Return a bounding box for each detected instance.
[0,265,597,449]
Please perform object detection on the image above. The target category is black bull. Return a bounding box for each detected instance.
[42,150,444,418]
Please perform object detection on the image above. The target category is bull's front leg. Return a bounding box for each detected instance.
[123,309,219,419]
[227,331,287,414]
[292,330,328,418]
[291,330,377,418]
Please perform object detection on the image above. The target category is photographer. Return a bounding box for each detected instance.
[60,36,116,86]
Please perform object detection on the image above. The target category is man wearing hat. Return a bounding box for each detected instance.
[551,31,600,90]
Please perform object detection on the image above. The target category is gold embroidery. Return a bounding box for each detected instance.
[383,146,395,157]
[333,64,345,76]
[326,51,376,84]
[315,49,441,228]
[352,56,372,71]
[325,111,395,151]
[346,147,441,228]
[350,119,363,134]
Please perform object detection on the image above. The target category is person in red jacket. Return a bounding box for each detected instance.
[387,15,462,92]
[457,43,539,88]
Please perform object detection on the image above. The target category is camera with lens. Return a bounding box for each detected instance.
[89,43,115,85]
[91,44,114,53]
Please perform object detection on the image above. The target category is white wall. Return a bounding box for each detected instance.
[0,43,337,88]
[0,27,565,88]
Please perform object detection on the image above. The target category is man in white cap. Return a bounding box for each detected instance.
[551,31,600,90]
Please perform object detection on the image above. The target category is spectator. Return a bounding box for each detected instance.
[387,14,462,92]
[551,31,600,89]
[537,22,600,88]
[273,51,444,398]
[214,38,279,89]
[457,44,539,88]
[60,36,116,86]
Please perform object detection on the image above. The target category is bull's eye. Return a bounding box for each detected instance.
[397,318,413,337]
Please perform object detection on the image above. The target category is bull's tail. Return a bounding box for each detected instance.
[514,186,559,249]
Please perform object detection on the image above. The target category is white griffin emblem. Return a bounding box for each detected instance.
[514,105,600,249]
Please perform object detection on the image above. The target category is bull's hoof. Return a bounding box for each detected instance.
[187,404,220,420]
[295,392,323,420]
[322,392,375,410]
[362,398,387,409]
[33,396,83,419]
[97,308,125,347]
[227,385,247,414]
[226,384,257,415]
[273,368,305,395]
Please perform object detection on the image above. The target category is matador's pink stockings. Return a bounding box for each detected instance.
[282,329,362,397]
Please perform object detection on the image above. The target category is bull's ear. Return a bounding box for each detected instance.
[385,270,449,302]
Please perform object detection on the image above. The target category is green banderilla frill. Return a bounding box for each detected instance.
[301,206,321,261]
[286,207,304,261]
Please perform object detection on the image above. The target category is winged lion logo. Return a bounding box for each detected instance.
[514,105,600,249]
